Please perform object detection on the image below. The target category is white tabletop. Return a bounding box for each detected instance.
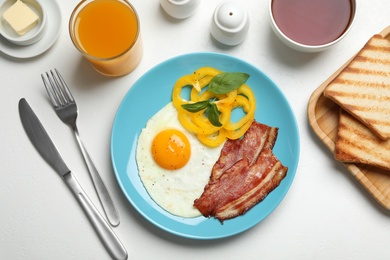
[1,0,390,259]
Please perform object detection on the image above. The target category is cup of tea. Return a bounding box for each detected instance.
[269,0,356,52]
[69,0,143,77]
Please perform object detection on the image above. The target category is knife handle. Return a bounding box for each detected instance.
[63,172,128,260]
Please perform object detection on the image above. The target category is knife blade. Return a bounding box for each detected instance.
[18,98,128,260]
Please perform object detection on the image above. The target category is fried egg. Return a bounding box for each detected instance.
[136,102,223,217]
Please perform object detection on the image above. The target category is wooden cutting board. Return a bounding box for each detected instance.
[307,26,390,210]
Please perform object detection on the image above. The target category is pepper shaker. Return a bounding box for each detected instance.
[210,1,250,46]
[160,0,201,19]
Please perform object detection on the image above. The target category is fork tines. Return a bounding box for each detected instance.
[41,69,75,108]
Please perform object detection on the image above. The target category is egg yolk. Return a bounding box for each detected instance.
[151,129,191,170]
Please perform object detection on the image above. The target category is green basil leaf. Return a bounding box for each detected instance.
[206,103,222,127]
[209,72,250,94]
[181,100,210,112]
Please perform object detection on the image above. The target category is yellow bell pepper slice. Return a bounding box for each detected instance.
[197,129,227,147]
[172,67,256,147]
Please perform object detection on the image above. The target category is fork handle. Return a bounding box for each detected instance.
[63,172,128,260]
[73,126,120,227]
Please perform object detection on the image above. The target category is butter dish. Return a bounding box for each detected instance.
[0,0,46,46]
[0,0,61,58]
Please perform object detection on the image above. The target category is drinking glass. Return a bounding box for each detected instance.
[69,0,143,77]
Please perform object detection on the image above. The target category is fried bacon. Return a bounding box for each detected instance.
[210,121,278,181]
[194,121,288,222]
[214,155,287,221]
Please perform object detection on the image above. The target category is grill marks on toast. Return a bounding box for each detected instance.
[335,110,390,171]
[324,34,390,140]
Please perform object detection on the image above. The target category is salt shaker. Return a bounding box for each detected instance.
[159,0,201,19]
[210,1,250,46]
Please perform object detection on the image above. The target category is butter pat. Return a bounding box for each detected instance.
[3,0,39,36]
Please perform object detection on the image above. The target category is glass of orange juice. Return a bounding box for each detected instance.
[69,0,142,77]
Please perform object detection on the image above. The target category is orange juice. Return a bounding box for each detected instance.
[69,0,143,76]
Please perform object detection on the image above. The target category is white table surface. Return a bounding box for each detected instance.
[1,0,390,259]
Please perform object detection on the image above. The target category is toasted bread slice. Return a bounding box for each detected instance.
[335,109,390,171]
[324,34,390,140]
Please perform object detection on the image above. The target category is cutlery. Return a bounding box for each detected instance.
[41,69,120,227]
[18,98,128,260]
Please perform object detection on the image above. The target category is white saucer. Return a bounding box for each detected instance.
[0,0,62,58]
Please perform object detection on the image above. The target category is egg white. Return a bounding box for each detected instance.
[136,102,224,218]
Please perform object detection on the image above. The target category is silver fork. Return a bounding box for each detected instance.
[41,69,120,227]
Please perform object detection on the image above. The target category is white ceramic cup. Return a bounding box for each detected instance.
[269,0,356,52]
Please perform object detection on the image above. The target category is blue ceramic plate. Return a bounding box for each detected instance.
[111,53,300,239]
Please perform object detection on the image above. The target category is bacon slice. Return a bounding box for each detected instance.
[210,121,278,181]
[215,156,287,221]
[194,121,288,222]
[194,158,251,217]
[194,148,287,220]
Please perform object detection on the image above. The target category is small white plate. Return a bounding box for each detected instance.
[0,0,61,58]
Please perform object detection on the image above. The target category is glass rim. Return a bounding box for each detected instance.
[68,0,141,61]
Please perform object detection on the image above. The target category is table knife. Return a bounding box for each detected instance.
[18,98,128,260]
